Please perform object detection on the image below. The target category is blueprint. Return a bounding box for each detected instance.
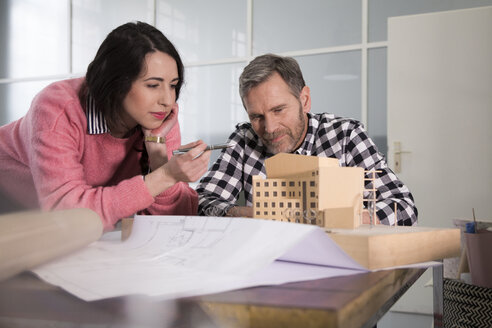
[32,215,433,301]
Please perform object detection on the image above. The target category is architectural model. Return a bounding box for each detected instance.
[252,153,461,270]
[252,153,368,229]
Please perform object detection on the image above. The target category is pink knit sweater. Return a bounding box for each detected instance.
[0,78,198,230]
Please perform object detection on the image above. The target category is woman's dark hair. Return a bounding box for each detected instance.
[79,21,184,131]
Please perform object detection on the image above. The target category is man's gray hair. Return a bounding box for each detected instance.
[239,54,306,103]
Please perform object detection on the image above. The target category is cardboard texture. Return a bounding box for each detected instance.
[264,153,339,178]
[327,225,461,270]
[0,208,102,281]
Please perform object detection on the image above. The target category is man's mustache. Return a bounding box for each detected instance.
[263,129,289,142]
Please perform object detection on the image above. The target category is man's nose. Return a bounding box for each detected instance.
[264,116,278,133]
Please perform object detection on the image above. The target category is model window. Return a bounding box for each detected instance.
[273,181,277,187]
[289,181,295,187]
[282,191,286,197]
[310,181,315,187]
[273,191,278,197]
[265,182,269,187]
[281,181,286,187]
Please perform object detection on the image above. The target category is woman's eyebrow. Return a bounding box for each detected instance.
[143,77,180,82]
[144,77,164,82]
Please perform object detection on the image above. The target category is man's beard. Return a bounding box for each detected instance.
[262,106,306,154]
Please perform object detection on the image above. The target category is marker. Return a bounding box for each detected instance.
[172,143,232,155]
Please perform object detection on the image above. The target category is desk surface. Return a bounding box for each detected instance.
[0,268,424,328]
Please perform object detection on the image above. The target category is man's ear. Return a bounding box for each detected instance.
[300,86,311,113]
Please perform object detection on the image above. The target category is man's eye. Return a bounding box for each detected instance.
[273,108,283,113]
[170,84,177,89]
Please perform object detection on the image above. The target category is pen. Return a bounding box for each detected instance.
[172,143,232,155]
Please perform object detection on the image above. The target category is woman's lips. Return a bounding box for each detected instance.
[151,112,167,120]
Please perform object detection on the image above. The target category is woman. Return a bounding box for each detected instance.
[0,21,210,230]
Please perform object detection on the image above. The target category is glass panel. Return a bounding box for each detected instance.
[156,0,247,62]
[1,0,69,79]
[296,51,361,121]
[368,48,387,156]
[0,79,58,125]
[369,0,492,42]
[72,0,154,74]
[178,62,248,166]
[253,0,361,55]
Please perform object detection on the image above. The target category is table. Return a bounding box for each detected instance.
[0,268,426,328]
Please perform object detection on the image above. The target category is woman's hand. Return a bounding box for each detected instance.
[144,103,179,138]
[163,140,211,183]
[144,140,212,197]
[143,104,179,170]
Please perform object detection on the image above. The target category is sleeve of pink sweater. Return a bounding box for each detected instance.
[25,80,197,230]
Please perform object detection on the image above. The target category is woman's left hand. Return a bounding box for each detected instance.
[143,103,179,170]
[143,103,179,139]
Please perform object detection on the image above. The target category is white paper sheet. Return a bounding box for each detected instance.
[32,215,433,301]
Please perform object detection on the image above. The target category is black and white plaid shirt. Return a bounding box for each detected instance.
[197,113,417,226]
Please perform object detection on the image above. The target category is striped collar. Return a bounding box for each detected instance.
[85,95,109,135]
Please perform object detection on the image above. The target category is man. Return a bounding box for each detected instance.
[196,54,417,225]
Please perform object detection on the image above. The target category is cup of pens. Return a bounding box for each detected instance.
[464,221,492,288]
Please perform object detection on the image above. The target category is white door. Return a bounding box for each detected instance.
[388,6,492,229]
[386,6,492,316]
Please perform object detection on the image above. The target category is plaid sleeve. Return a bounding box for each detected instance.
[344,122,418,226]
[196,127,248,216]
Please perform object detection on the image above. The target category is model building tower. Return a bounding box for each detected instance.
[252,153,364,229]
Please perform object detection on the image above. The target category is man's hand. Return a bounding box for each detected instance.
[226,206,253,218]
[361,209,380,224]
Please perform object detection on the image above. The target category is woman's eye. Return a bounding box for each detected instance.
[147,84,159,88]
[170,84,177,89]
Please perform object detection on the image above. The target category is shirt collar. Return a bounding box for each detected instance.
[293,112,317,155]
[85,95,110,135]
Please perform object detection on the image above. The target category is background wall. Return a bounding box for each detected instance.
[1,0,491,160]
[2,2,492,327]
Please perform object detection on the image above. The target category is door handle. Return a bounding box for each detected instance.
[394,142,411,173]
